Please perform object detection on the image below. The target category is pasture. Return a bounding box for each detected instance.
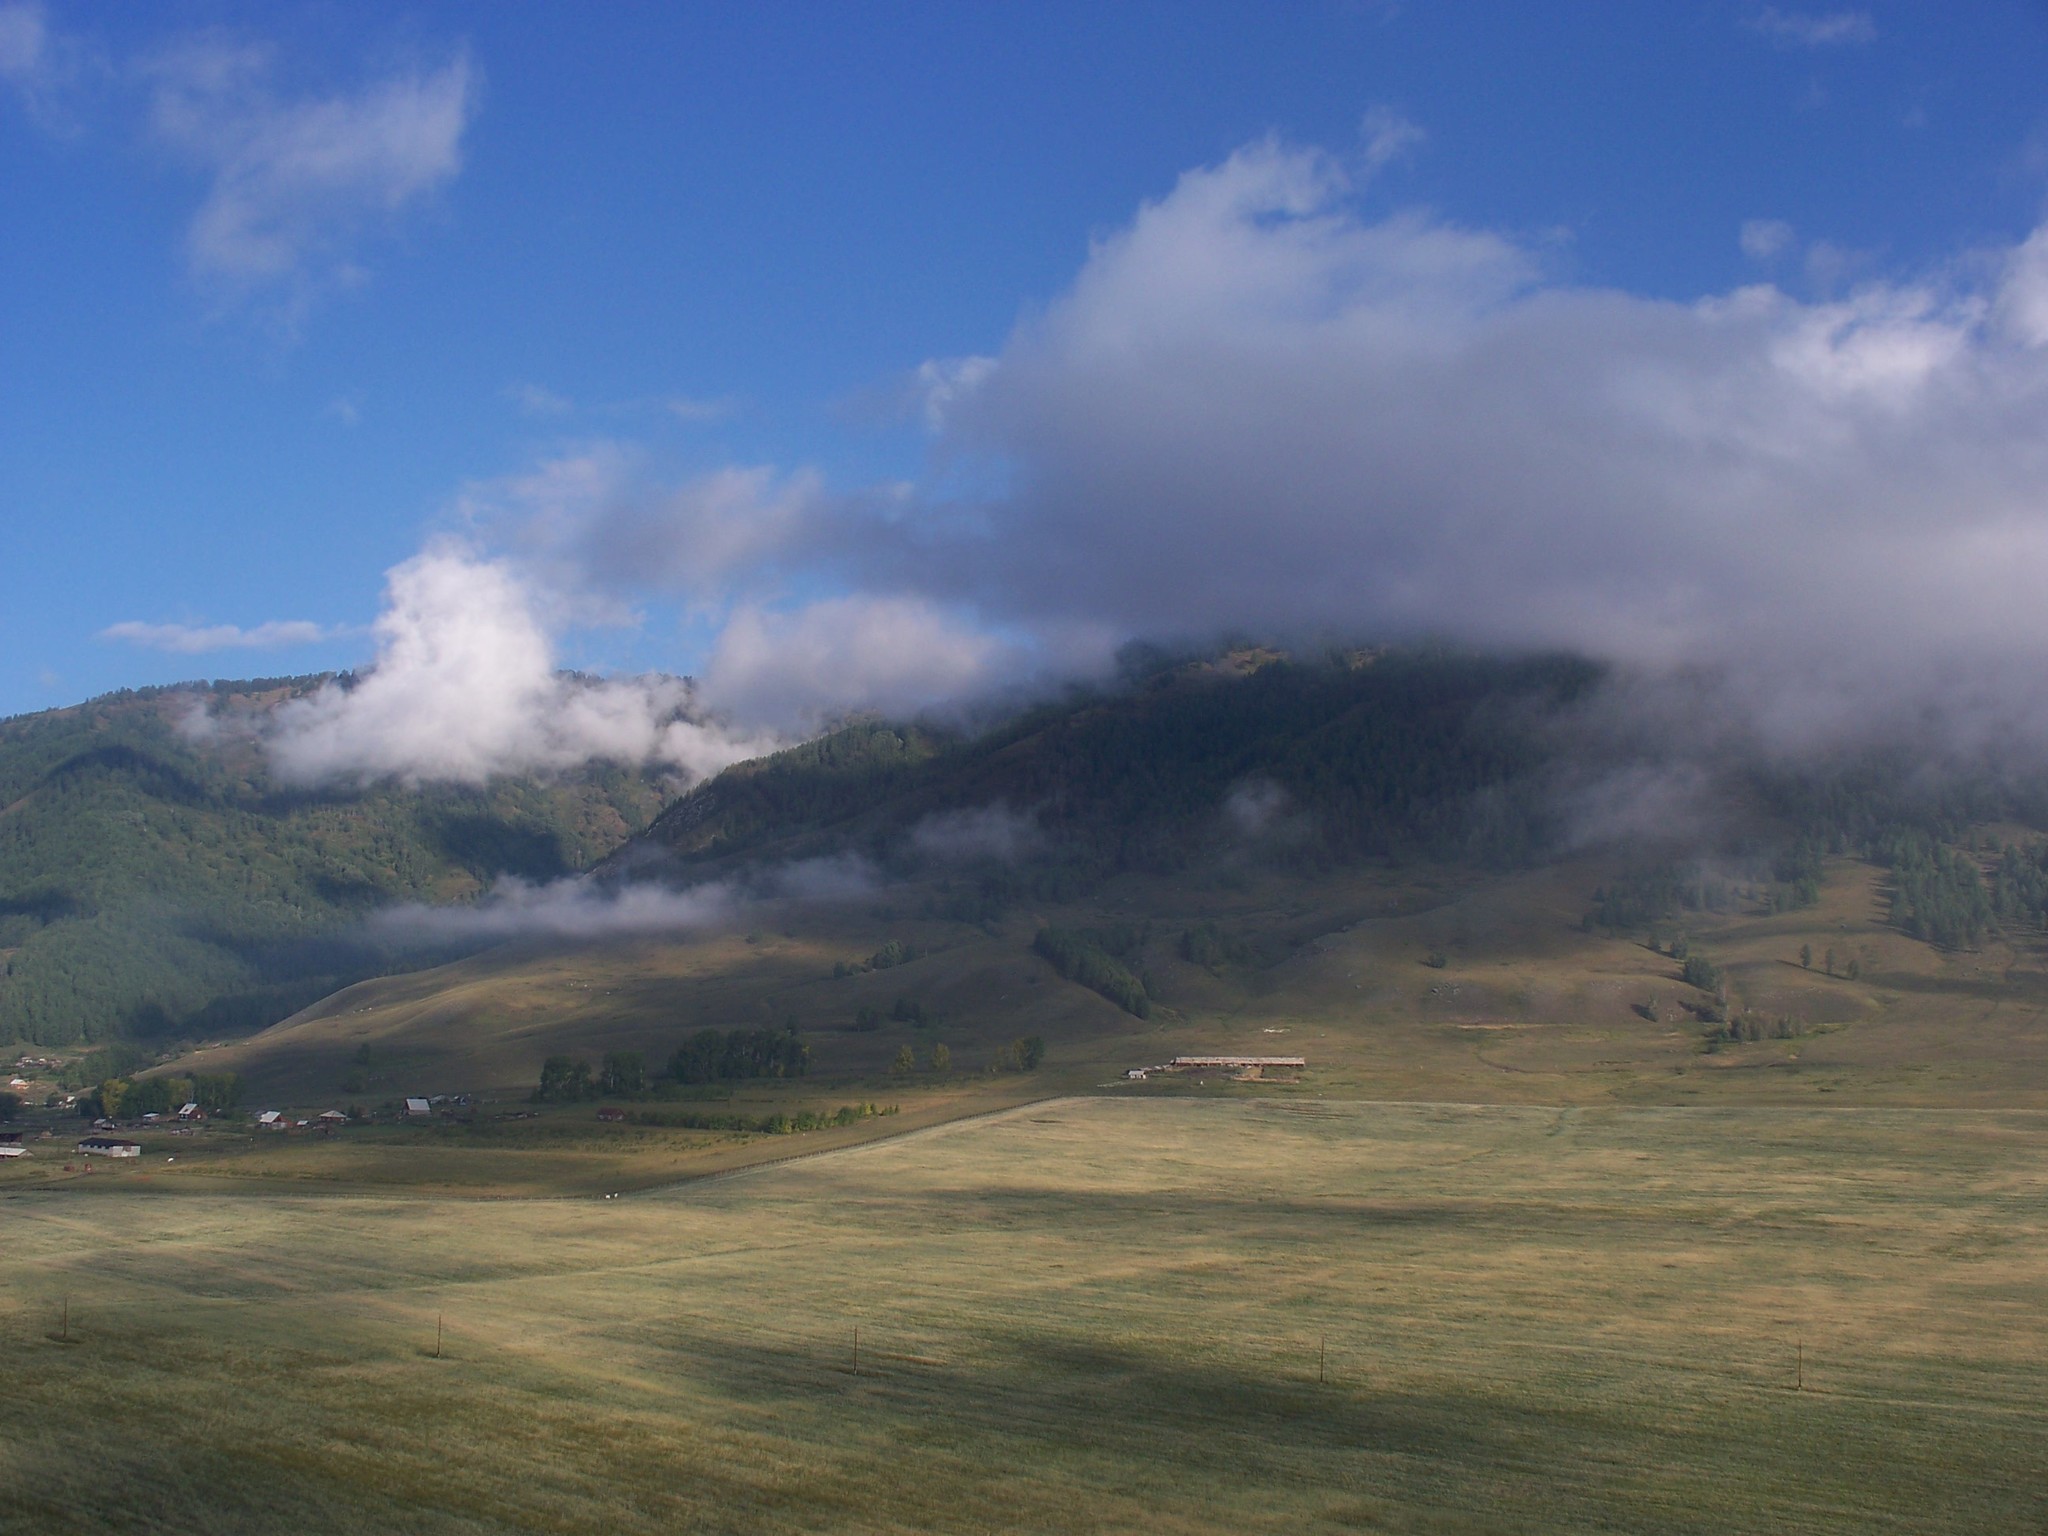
[4,1097,2045,1533]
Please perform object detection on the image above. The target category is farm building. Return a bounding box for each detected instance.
[0,1132,26,1158]
[317,1109,349,1125]
[76,1137,141,1158]
[404,1098,431,1117]
[1169,1056,1307,1070]
[1125,1055,1308,1082]
[256,1110,287,1130]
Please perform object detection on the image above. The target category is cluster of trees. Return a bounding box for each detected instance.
[1705,1013,1807,1046]
[530,1051,653,1102]
[631,1103,895,1134]
[540,1025,816,1102]
[1877,833,1997,949]
[1033,927,1150,1017]
[1585,869,1742,935]
[1992,840,2048,933]
[851,997,937,1030]
[78,1071,240,1119]
[1178,922,1251,968]
[990,1035,1046,1073]
[667,1025,810,1085]
[832,939,926,979]
[1679,954,1722,993]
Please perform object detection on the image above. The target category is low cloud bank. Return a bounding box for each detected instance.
[367,854,878,946]
[908,804,1043,863]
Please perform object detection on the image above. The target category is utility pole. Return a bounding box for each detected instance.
[1796,1338,1803,1392]
[1319,1337,1326,1385]
[436,1313,443,1360]
[60,1295,68,1343]
[852,1325,860,1376]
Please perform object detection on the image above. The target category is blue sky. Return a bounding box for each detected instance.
[6,3,2048,775]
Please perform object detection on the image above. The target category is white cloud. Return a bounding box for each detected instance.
[99,618,336,653]
[145,39,474,303]
[1747,8,1876,47]
[664,394,737,423]
[0,1,88,130]
[371,873,739,944]
[698,595,1032,732]
[369,855,877,945]
[883,137,2048,750]
[914,355,997,432]
[1739,218,1794,261]
[256,545,781,786]
[508,382,573,417]
[229,132,2048,776]
[0,2,43,78]
[466,445,832,608]
[1359,105,1424,174]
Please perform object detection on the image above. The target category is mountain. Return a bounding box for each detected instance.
[0,677,674,1047]
[639,648,1603,879]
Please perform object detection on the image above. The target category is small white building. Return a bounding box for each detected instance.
[256,1110,287,1130]
[77,1137,142,1158]
[403,1097,431,1117]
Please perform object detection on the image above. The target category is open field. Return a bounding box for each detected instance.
[5,1097,2046,1534]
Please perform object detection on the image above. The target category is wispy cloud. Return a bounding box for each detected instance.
[664,394,737,423]
[368,855,877,945]
[144,37,475,309]
[0,0,91,131]
[508,381,573,417]
[1359,105,1424,174]
[100,618,338,653]
[1739,218,1794,261]
[1747,8,1876,48]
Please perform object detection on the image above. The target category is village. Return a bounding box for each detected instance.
[1,1053,479,1167]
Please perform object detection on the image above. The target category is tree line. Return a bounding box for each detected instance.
[534,1025,810,1102]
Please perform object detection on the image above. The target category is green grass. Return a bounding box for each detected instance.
[5,1098,2045,1533]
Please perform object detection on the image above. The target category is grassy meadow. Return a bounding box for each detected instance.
[5,1097,2047,1534]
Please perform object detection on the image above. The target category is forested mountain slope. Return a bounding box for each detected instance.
[0,678,672,1046]
[642,650,1604,878]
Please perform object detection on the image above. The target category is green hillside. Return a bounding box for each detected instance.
[0,678,673,1047]
[645,648,1602,876]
